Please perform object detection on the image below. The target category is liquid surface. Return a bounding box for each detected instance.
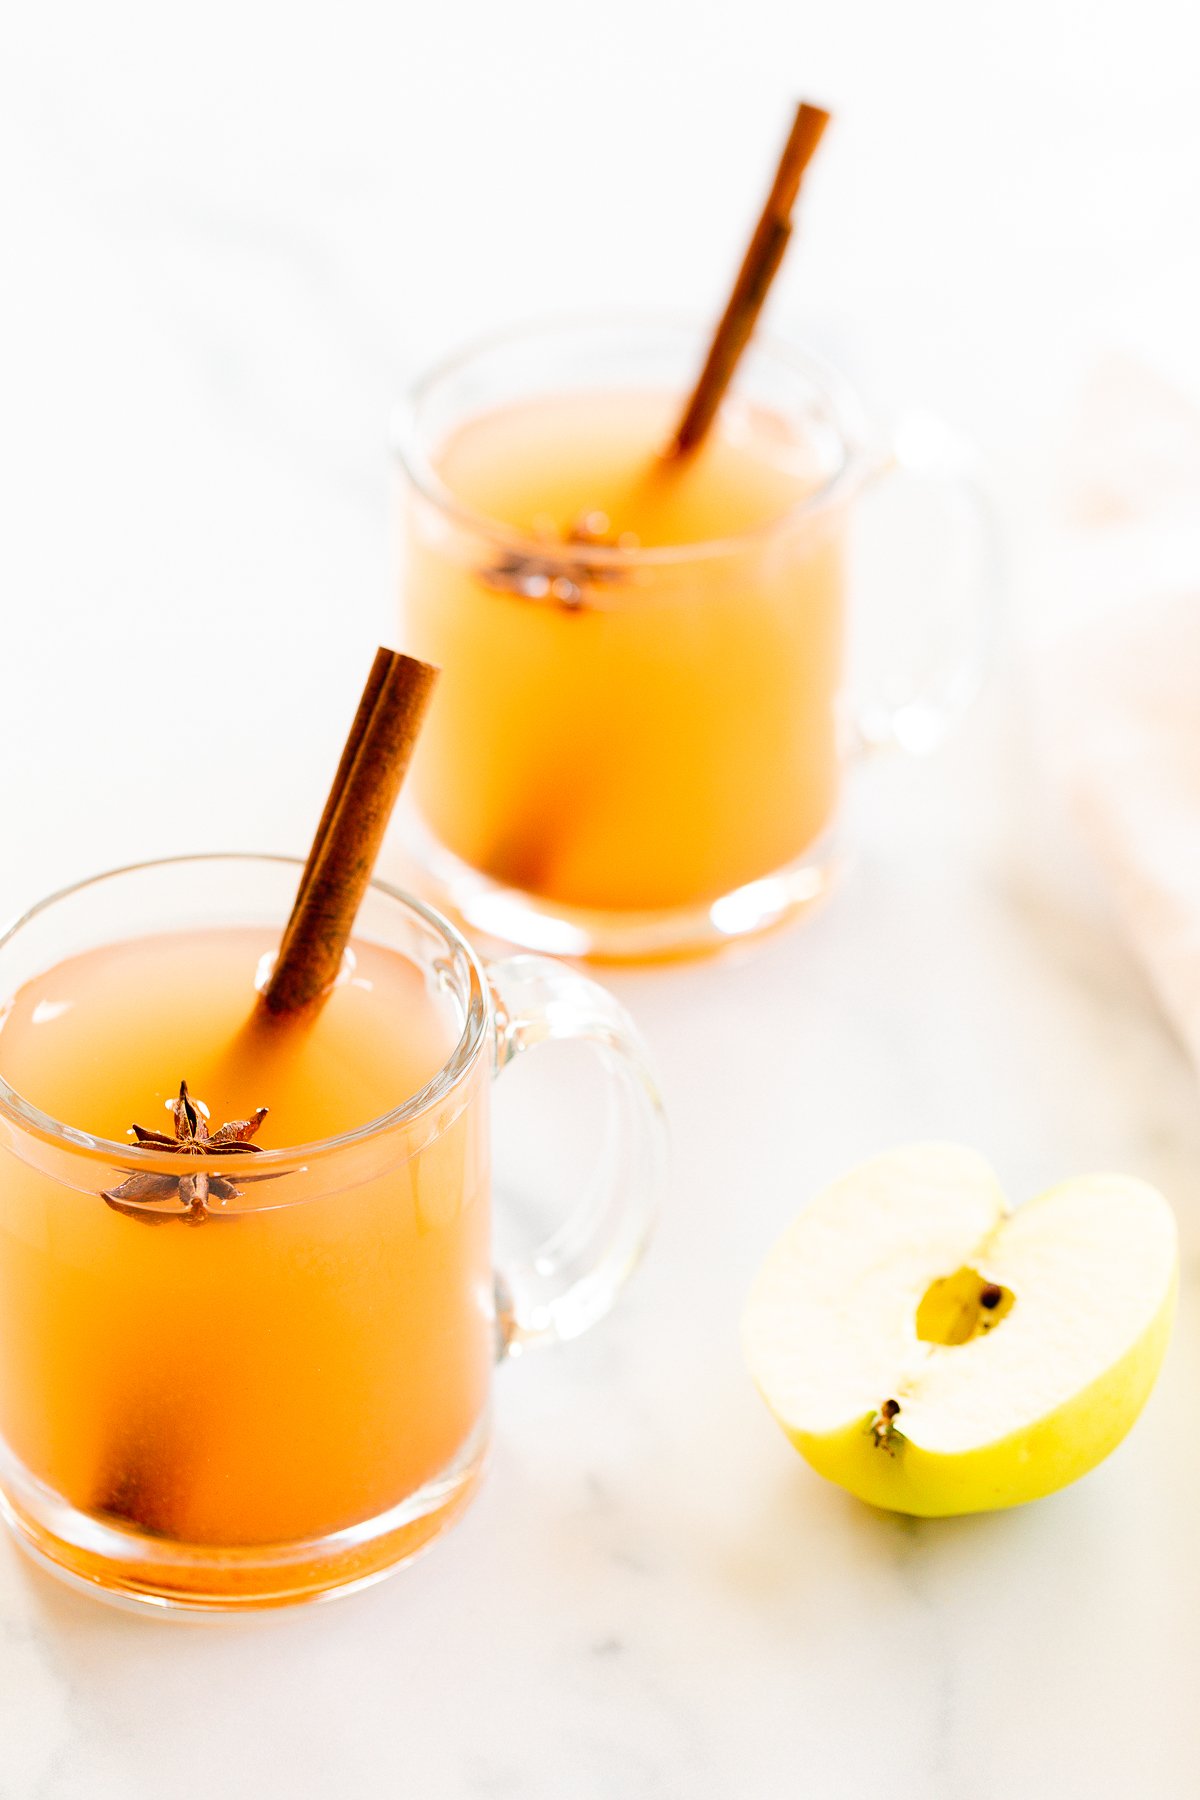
[0,927,458,1149]
[435,389,828,547]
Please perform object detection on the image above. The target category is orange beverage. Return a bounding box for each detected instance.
[0,925,488,1548]
[0,856,664,1608]
[399,321,858,956]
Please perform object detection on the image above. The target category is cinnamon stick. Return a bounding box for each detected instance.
[665,101,831,460]
[258,647,439,1019]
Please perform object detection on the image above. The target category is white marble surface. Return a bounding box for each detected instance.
[3,4,1200,1795]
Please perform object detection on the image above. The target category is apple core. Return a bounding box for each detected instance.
[915,1266,1016,1346]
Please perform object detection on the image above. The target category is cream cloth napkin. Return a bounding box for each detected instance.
[1034,358,1200,1068]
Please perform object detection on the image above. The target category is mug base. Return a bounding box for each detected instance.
[402,821,844,962]
[0,1414,488,1614]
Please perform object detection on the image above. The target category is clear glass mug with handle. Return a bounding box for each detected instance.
[0,854,665,1611]
[394,316,997,960]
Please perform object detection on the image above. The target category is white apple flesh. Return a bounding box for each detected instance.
[742,1144,1178,1516]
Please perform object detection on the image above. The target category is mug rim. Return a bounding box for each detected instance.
[391,310,878,567]
[0,852,492,1173]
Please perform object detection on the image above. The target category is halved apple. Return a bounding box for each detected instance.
[742,1144,1177,1516]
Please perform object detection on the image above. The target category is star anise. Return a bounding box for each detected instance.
[481,510,638,611]
[102,1080,269,1226]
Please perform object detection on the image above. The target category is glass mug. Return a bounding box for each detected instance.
[0,856,665,1611]
[395,316,996,959]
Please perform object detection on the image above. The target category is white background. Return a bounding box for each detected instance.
[2,4,1199,1796]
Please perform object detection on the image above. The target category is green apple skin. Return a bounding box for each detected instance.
[780,1271,1176,1517]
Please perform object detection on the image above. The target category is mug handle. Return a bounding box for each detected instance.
[486,954,667,1354]
[844,411,1001,759]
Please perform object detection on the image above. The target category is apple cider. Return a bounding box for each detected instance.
[0,925,491,1555]
[403,387,846,916]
